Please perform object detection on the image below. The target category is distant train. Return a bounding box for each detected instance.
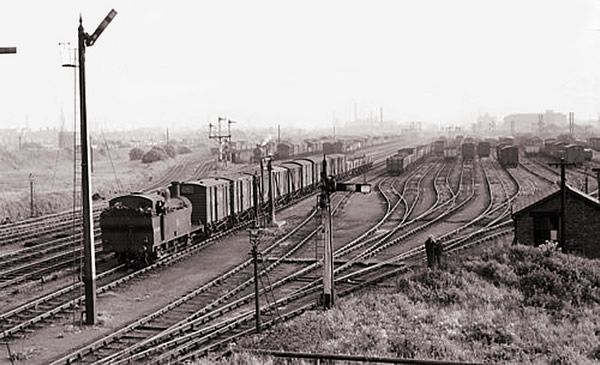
[386,144,431,174]
[540,138,587,165]
[101,152,373,265]
[269,136,394,161]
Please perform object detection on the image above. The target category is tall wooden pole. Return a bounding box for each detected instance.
[78,16,97,325]
[320,156,334,309]
[549,158,575,253]
[29,173,34,217]
[249,230,261,333]
[267,158,275,225]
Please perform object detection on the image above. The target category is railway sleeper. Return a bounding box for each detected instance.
[121,332,148,340]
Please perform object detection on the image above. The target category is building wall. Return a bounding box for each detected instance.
[514,192,600,258]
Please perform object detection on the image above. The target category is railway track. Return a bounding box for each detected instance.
[48,190,354,365]
[50,155,524,364]
[0,144,411,362]
[97,219,514,365]
[82,154,557,364]
[0,163,382,343]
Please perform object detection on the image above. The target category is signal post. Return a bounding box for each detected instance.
[78,9,117,325]
[318,156,371,309]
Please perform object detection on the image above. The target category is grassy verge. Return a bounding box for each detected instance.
[200,242,600,364]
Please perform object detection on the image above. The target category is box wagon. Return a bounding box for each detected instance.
[179,178,230,231]
[288,159,314,191]
[300,156,324,185]
[461,142,476,160]
[279,162,303,197]
[212,173,254,222]
[477,141,490,158]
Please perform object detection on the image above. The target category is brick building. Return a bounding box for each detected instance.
[512,186,600,258]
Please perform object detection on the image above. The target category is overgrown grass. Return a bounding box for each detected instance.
[206,244,600,364]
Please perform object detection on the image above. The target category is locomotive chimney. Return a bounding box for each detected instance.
[170,181,181,198]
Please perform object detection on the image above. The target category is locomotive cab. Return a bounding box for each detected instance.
[100,191,192,265]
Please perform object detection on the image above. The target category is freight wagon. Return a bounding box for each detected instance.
[564,144,584,165]
[588,137,600,151]
[461,142,476,160]
[323,140,346,154]
[327,153,347,178]
[101,140,383,265]
[523,145,541,156]
[276,142,298,159]
[211,173,255,223]
[433,140,446,156]
[444,146,458,160]
[477,141,490,158]
[498,145,519,167]
[279,162,303,198]
[231,149,253,164]
[180,178,231,231]
[386,154,411,175]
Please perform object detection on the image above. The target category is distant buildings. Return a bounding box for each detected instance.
[503,110,567,134]
[474,113,499,133]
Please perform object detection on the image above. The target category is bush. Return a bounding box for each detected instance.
[164,144,177,158]
[177,145,192,154]
[237,244,600,364]
[129,147,144,161]
[142,146,168,163]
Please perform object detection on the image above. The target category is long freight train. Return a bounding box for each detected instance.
[100,153,373,265]
[385,144,431,175]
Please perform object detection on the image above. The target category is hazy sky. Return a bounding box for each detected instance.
[1,1,599,131]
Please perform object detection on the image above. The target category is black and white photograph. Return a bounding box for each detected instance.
[1,1,600,364]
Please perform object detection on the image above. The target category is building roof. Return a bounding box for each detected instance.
[512,185,600,218]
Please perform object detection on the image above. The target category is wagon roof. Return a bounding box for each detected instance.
[210,172,253,181]
[299,156,323,163]
[182,178,229,187]
[270,165,287,172]
[288,159,312,167]
[327,153,346,158]
[279,161,303,168]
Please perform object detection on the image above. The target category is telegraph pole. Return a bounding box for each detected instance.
[549,158,575,252]
[267,158,275,225]
[29,173,34,217]
[248,229,261,333]
[78,9,117,325]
